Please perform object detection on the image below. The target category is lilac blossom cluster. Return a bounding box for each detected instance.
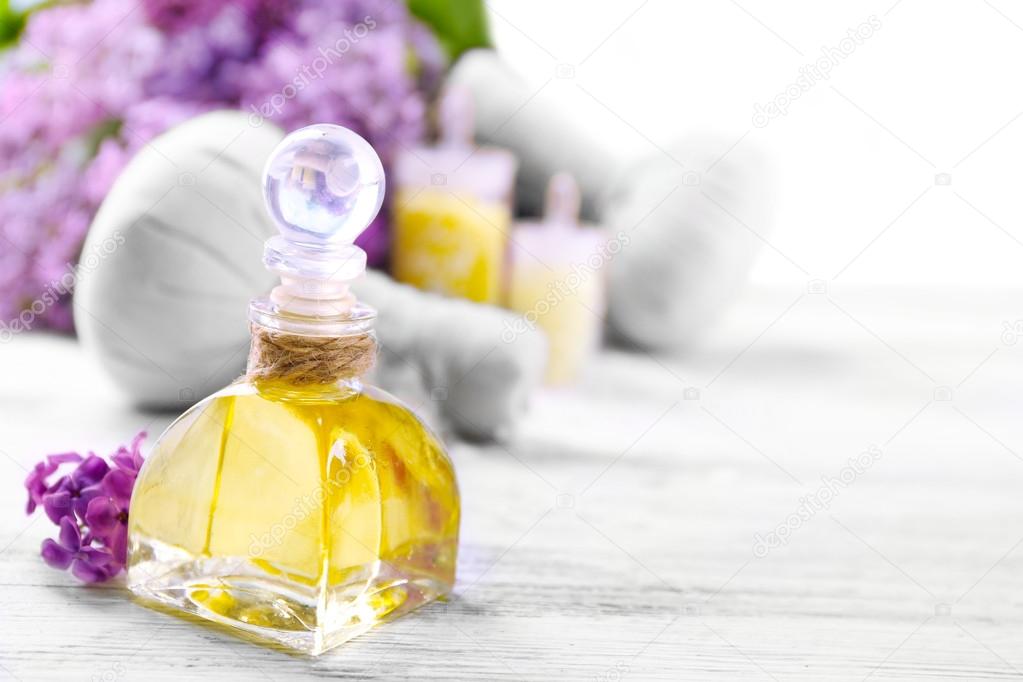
[0,0,444,333]
[24,433,146,583]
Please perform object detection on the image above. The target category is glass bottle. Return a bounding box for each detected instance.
[391,86,517,304]
[126,125,460,655]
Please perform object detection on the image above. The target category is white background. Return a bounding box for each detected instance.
[488,0,1023,286]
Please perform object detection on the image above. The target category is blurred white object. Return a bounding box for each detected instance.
[603,136,771,350]
[449,50,773,349]
[355,271,547,441]
[76,111,280,408]
[75,110,544,440]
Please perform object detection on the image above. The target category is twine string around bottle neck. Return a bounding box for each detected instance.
[246,324,376,385]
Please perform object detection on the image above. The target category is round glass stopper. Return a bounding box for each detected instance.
[262,124,385,247]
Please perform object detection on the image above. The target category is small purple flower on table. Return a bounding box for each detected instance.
[84,466,135,565]
[23,432,147,583]
[40,454,110,524]
[41,518,116,584]
[25,452,83,514]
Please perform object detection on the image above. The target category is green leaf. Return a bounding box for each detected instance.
[0,0,27,50]
[406,0,491,61]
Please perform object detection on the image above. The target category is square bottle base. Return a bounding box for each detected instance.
[128,537,451,655]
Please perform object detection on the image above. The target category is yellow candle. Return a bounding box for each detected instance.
[507,174,607,384]
[390,86,516,304]
[392,189,511,304]
[507,262,603,383]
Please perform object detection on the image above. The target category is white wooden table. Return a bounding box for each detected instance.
[2,285,1022,680]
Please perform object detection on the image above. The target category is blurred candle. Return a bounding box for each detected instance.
[507,173,607,384]
[391,86,516,304]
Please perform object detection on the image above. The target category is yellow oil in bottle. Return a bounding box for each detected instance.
[127,379,459,654]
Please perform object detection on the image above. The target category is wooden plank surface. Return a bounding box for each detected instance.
[1,286,1022,680]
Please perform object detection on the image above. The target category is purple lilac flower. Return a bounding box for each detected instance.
[141,0,224,33]
[41,517,116,584]
[0,0,443,332]
[24,432,147,583]
[110,431,147,476]
[85,487,130,565]
[40,455,110,524]
[25,453,83,514]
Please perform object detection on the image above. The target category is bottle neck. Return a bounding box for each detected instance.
[245,298,377,388]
